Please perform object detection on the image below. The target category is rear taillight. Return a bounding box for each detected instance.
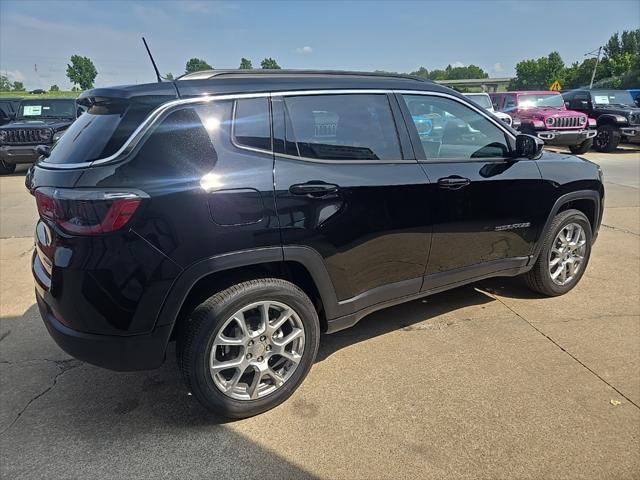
[35,188,143,235]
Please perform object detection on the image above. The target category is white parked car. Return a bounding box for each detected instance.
[464,93,514,127]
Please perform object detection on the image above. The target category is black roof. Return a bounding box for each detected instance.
[79,69,453,104]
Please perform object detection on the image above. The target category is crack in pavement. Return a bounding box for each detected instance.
[601,224,639,237]
[0,359,83,436]
[486,292,640,411]
[0,330,10,343]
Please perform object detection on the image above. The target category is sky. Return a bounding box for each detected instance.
[0,0,638,90]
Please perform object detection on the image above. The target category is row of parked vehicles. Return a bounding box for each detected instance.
[0,86,638,174]
[464,89,640,154]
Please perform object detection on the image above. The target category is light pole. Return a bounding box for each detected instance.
[587,46,602,89]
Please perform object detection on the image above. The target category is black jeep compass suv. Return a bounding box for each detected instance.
[26,70,604,418]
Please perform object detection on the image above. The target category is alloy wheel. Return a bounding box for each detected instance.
[209,300,305,400]
[548,223,587,286]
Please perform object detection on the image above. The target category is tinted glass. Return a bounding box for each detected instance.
[44,102,155,165]
[403,94,510,160]
[233,98,271,151]
[129,105,220,178]
[18,100,75,119]
[283,94,401,161]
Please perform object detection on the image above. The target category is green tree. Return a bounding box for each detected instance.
[66,55,98,90]
[509,51,565,90]
[12,81,25,91]
[0,74,12,91]
[599,29,640,88]
[49,84,60,92]
[164,72,174,80]
[239,58,253,69]
[410,67,429,78]
[260,57,281,69]
[71,86,80,92]
[185,58,212,74]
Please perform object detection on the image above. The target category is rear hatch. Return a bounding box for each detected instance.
[28,82,178,302]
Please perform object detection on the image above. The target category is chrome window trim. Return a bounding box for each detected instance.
[230,98,273,156]
[39,88,514,170]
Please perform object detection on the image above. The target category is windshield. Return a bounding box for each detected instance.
[591,90,634,106]
[465,94,492,110]
[518,93,564,108]
[18,100,76,119]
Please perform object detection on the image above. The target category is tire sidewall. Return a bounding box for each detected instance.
[539,211,592,295]
[187,281,319,418]
[594,125,620,152]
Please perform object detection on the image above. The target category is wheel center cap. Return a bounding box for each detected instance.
[248,342,266,358]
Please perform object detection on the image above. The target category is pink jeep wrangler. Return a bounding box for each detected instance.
[490,91,596,154]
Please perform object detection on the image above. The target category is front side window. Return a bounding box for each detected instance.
[402,94,510,161]
[504,95,517,111]
[283,94,401,161]
[233,98,271,151]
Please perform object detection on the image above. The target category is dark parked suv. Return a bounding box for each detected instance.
[562,89,640,151]
[0,98,81,174]
[26,71,604,418]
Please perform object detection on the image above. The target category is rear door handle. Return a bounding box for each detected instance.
[437,176,471,190]
[289,182,339,197]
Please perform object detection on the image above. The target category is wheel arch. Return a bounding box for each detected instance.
[532,190,602,263]
[596,115,623,128]
[157,246,340,342]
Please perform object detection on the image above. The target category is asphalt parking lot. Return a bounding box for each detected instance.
[1,147,639,479]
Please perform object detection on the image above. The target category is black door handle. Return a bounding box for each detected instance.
[289,182,339,197]
[437,176,471,190]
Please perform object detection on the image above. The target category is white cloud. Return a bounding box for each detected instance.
[493,62,504,72]
[451,61,465,68]
[295,46,313,55]
[0,70,25,82]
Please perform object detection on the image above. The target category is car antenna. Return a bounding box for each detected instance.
[142,37,162,83]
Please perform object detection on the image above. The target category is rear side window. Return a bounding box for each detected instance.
[283,94,401,161]
[44,102,155,165]
[232,98,271,151]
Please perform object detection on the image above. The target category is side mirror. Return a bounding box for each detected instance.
[35,145,51,158]
[515,134,543,159]
[564,101,570,108]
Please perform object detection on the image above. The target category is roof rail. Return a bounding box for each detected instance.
[176,69,432,84]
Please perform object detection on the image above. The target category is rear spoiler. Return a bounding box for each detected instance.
[77,83,179,108]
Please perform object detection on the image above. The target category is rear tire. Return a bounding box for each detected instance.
[593,124,621,153]
[0,159,16,175]
[177,278,320,419]
[524,209,592,297]
[569,139,593,154]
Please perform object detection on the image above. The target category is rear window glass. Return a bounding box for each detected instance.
[233,98,271,151]
[283,94,401,161]
[44,103,155,165]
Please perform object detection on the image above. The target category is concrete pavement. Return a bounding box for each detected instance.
[0,149,639,479]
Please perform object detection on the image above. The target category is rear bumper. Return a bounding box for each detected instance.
[0,145,40,165]
[36,290,171,371]
[536,129,597,146]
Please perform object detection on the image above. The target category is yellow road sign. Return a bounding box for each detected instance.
[550,80,562,91]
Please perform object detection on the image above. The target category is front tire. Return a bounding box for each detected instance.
[0,159,16,175]
[593,124,621,153]
[569,139,593,154]
[524,209,592,296]
[177,278,320,419]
